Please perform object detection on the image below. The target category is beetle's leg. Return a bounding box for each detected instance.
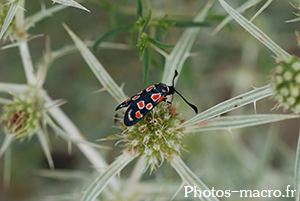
[162,96,174,114]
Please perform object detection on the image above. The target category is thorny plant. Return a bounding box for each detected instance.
[1,0,300,201]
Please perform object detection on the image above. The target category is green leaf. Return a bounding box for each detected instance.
[161,0,215,85]
[165,20,210,27]
[156,14,173,37]
[80,152,136,201]
[147,36,174,48]
[181,85,275,127]
[139,10,151,35]
[93,24,134,51]
[37,130,54,169]
[171,155,220,201]
[51,0,90,12]
[143,47,150,85]
[185,114,299,133]
[218,0,291,60]
[0,0,20,40]
[63,23,127,104]
[207,14,226,22]
[136,0,143,20]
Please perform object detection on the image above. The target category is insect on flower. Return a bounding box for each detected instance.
[116,70,198,126]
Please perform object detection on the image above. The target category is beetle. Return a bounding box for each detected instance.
[116,70,198,126]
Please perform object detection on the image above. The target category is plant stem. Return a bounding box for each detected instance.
[15,0,24,31]
[3,145,11,190]
[15,0,36,85]
[18,41,36,84]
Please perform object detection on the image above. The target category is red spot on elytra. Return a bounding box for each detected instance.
[146,103,153,110]
[137,90,143,95]
[135,111,143,118]
[132,95,140,100]
[126,98,131,103]
[146,85,154,92]
[158,96,164,102]
[137,101,145,109]
[151,94,161,101]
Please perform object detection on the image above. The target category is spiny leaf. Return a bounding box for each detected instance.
[80,152,136,201]
[0,83,29,94]
[171,155,220,201]
[286,16,300,23]
[37,131,54,169]
[63,23,127,103]
[45,114,109,150]
[212,0,262,36]
[185,114,299,133]
[287,2,300,23]
[51,0,90,12]
[250,0,273,22]
[218,0,291,60]
[0,0,20,40]
[181,85,275,127]
[25,4,67,30]
[161,0,214,85]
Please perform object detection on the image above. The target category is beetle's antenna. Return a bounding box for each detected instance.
[174,89,198,114]
[172,70,178,87]
[171,70,198,114]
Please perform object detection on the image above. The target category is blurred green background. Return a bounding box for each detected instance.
[1,0,300,200]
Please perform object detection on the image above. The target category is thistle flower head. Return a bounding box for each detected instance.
[1,89,45,140]
[271,55,300,113]
[119,103,186,171]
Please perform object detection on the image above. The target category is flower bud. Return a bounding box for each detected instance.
[271,55,300,113]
